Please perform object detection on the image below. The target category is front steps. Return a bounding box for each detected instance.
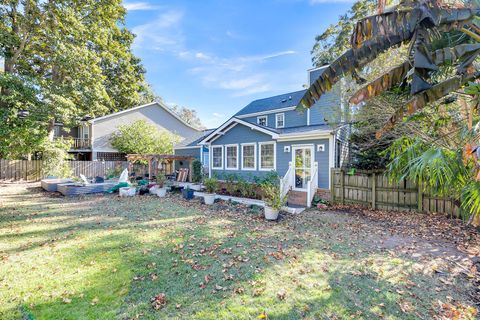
[287,190,307,207]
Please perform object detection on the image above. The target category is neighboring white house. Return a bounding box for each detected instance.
[53,102,200,161]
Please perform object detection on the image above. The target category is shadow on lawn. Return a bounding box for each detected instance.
[1,190,473,319]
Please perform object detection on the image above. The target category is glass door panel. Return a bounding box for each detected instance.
[293,147,313,190]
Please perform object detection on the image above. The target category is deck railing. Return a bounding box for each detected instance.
[54,137,91,150]
[306,162,318,208]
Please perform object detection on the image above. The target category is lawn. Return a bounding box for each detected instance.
[0,183,478,320]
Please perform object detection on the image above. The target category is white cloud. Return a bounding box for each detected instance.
[123,1,156,11]
[212,112,224,118]
[132,10,184,51]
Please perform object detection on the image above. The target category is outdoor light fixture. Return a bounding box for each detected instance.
[284,146,291,153]
[317,144,325,152]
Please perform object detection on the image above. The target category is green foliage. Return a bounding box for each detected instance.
[262,183,287,210]
[224,173,239,195]
[253,171,280,186]
[192,159,203,183]
[237,177,256,199]
[203,177,219,194]
[312,195,330,207]
[156,173,167,188]
[110,120,181,155]
[106,166,124,179]
[0,0,153,158]
[41,140,72,178]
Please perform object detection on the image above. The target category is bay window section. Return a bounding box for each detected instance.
[241,144,256,170]
[260,142,275,171]
[225,145,238,170]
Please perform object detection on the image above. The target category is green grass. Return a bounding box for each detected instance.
[0,184,477,319]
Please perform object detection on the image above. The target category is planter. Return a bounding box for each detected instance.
[264,206,279,221]
[203,193,216,205]
[156,187,167,198]
[182,188,195,200]
[189,184,202,191]
[120,187,136,197]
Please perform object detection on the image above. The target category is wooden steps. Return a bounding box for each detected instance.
[287,190,307,207]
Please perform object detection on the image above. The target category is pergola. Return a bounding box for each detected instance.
[126,154,195,182]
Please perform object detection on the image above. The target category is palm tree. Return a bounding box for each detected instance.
[301,0,480,223]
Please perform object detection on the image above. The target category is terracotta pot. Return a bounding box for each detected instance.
[264,206,279,221]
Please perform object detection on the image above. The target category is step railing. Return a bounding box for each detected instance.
[306,162,319,208]
[280,161,294,198]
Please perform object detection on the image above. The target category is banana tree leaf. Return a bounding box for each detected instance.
[349,43,480,104]
[350,61,411,105]
[299,5,478,109]
[376,71,480,138]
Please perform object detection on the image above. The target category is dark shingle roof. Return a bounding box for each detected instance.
[234,90,307,116]
[175,129,214,148]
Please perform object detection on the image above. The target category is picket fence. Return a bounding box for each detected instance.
[331,169,462,218]
[0,159,129,182]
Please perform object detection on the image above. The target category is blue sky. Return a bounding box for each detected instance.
[124,0,353,128]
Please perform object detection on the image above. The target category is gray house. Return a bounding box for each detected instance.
[175,67,350,206]
[54,102,200,161]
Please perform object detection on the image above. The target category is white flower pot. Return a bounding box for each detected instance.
[203,193,216,205]
[156,187,167,197]
[149,185,159,194]
[120,187,136,197]
[264,206,279,220]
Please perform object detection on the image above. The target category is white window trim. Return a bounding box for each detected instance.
[224,144,239,170]
[211,145,224,170]
[241,143,257,171]
[275,113,285,128]
[259,142,276,171]
[257,115,268,127]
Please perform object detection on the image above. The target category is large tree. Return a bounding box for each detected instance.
[0,0,153,158]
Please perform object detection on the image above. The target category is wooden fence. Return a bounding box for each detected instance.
[331,169,462,218]
[0,160,128,182]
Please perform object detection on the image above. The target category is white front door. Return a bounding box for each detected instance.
[292,145,314,191]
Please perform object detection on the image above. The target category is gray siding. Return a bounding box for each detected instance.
[242,109,307,129]
[277,139,330,189]
[310,91,340,126]
[92,103,199,153]
[210,123,331,188]
[174,148,201,170]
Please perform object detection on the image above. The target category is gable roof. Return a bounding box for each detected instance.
[90,101,200,131]
[199,117,279,144]
[234,90,307,117]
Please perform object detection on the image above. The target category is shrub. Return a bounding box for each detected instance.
[262,182,287,210]
[203,177,219,194]
[192,159,202,183]
[225,173,238,195]
[42,140,72,178]
[156,173,167,187]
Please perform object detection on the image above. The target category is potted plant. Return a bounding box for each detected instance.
[156,174,168,197]
[182,186,195,200]
[202,177,219,205]
[262,183,287,221]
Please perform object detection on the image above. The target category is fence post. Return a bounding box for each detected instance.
[330,168,334,203]
[340,170,345,205]
[418,179,423,212]
[371,172,376,210]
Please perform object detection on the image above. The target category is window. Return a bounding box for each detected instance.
[257,116,268,126]
[225,145,238,170]
[241,143,256,170]
[260,142,276,171]
[212,146,223,169]
[275,113,285,128]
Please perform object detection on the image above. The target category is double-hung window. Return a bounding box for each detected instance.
[225,145,238,170]
[257,116,268,126]
[212,146,223,169]
[275,113,285,128]
[259,142,276,171]
[241,143,256,170]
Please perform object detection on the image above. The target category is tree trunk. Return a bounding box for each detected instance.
[47,118,56,141]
